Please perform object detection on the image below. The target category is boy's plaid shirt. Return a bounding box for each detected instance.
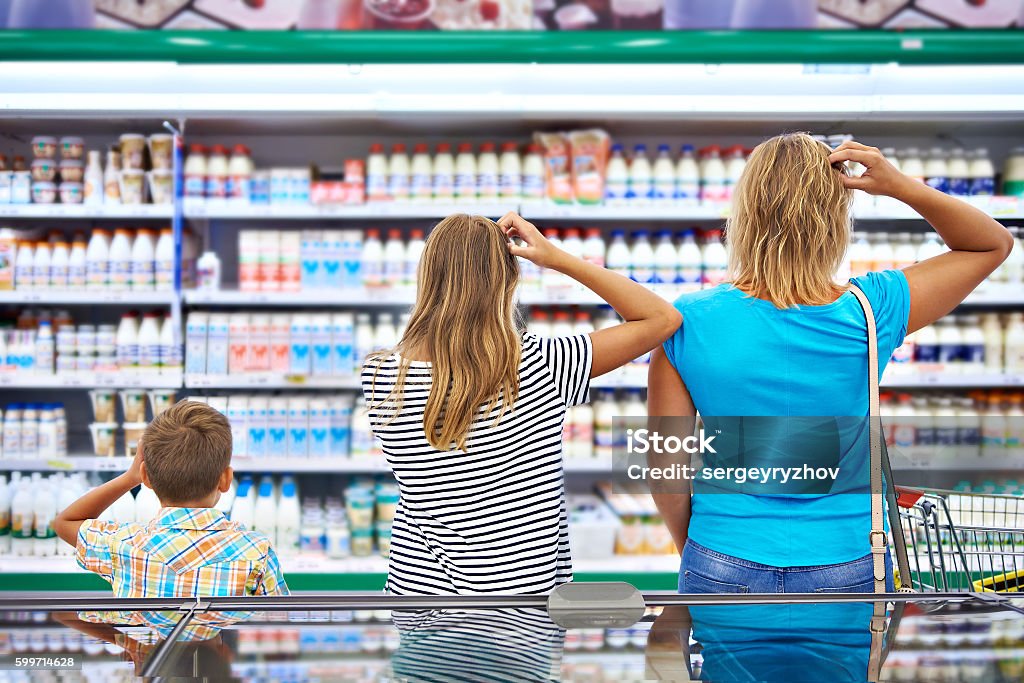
[76,507,289,598]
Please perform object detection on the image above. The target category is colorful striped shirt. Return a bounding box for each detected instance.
[76,507,288,598]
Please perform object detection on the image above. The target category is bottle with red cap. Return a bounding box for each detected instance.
[454,143,477,200]
[228,144,254,203]
[383,229,405,287]
[477,142,500,202]
[206,144,230,200]
[404,228,425,289]
[699,145,726,205]
[410,144,432,202]
[499,142,522,201]
[387,143,410,202]
[723,144,747,202]
[701,229,728,287]
[366,143,389,203]
[361,228,384,288]
[541,228,566,293]
[522,143,545,202]
[432,143,455,203]
[184,144,207,199]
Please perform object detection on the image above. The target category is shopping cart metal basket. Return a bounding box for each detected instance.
[893,487,1024,593]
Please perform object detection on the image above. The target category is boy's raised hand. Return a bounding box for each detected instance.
[126,441,145,488]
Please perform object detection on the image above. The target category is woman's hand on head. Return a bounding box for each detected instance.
[498,211,564,269]
[829,141,912,199]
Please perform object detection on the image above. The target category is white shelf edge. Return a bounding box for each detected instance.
[0,290,176,305]
[0,371,183,389]
[184,202,511,220]
[0,204,172,219]
[184,374,361,390]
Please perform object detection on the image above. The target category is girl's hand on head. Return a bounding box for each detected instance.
[828,141,913,199]
[498,211,563,269]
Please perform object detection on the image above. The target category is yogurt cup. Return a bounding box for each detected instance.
[59,137,85,159]
[363,0,436,29]
[31,158,57,182]
[118,169,146,205]
[350,528,374,557]
[148,389,177,417]
[376,522,393,558]
[375,489,399,522]
[147,169,173,204]
[123,422,148,459]
[89,422,118,458]
[59,182,83,204]
[346,490,375,529]
[31,181,57,204]
[31,136,57,159]
[120,389,148,423]
[89,389,117,423]
[119,134,147,170]
[59,159,84,183]
[148,134,174,170]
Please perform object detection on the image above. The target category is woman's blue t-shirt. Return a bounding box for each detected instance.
[662,270,910,567]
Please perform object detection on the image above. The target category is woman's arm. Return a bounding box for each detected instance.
[647,347,695,555]
[829,141,1014,334]
[499,212,682,377]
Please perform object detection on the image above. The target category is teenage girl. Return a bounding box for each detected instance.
[362,212,680,595]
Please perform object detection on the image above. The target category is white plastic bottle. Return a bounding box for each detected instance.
[629,230,655,285]
[582,228,605,270]
[404,229,425,289]
[366,143,389,203]
[137,312,162,369]
[409,143,433,203]
[916,233,946,263]
[375,313,398,351]
[215,477,236,515]
[231,476,256,527]
[32,479,56,557]
[227,144,253,204]
[675,144,700,205]
[627,145,652,206]
[68,235,87,289]
[103,150,121,205]
[937,318,964,373]
[116,312,140,369]
[130,228,156,291]
[499,142,522,202]
[134,484,161,523]
[892,233,916,270]
[961,315,986,375]
[847,232,872,277]
[676,230,703,289]
[108,228,133,292]
[154,228,174,291]
[10,481,33,556]
[947,148,970,197]
[652,144,676,206]
[206,145,230,201]
[14,241,34,291]
[522,143,546,202]
[701,230,728,287]
[901,148,925,183]
[34,321,54,375]
[431,143,455,203]
[20,405,37,455]
[870,232,895,271]
[1005,313,1024,373]
[723,145,747,201]
[197,251,221,291]
[275,476,301,556]
[604,144,629,206]
[914,323,940,368]
[653,230,678,295]
[354,313,375,366]
[159,315,181,371]
[3,406,21,458]
[360,229,384,288]
[252,476,278,540]
[606,230,631,279]
[700,146,727,205]
[184,144,208,200]
[593,389,617,459]
[454,143,477,201]
[541,229,566,293]
[924,148,949,195]
[969,148,996,197]
[387,143,410,202]
[982,313,1004,372]
[83,150,104,206]
[383,229,405,287]
[477,142,500,202]
[49,241,69,290]
[31,242,50,291]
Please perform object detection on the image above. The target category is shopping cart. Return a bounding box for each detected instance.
[893,487,1024,593]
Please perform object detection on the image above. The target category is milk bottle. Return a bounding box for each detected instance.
[901,148,925,183]
[138,312,162,369]
[499,142,522,201]
[573,310,593,336]
[969,148,995,196]
[522,143,546,202]
[551,310,574,338]
[231,477,256,527]
[675,144,700,205]
[594,389,618,459]
[701,230,728,286]
[653,230,677,296]
[700,146,726,204]
[572,402,594,458]
[629,230,654,285]
[1002,227,1024,286]
[85,229,110,291]
[10,481,32,557]
[562,229,584,293]
[388,143,410,202]
[252,477,278,540]
[116,312,139,369]
[108,228,133,292]
[13,241,33,291]
[184,144,207,200]
[947,148,970,197]
[870,232,894,272]
[409,144,433,202]
[366,143,388,203]
[893,233,916,270]
[432,143,455,203]
[541,229,567,293]
[914,323,940,368]
[130,228,155,291]
[880,148,901,174]
[961,315,986,374]
[582,228,605,270]
[206,145,230,201]
[68,236,87,289]
[134,485,161,524]
[652,144,675,206]
[981,394,1007,459]
[375,313,398,351]
[982,313,1004,372]
[382,229,404,288]
[477,143,500,202]
[276,476,301,555]
[676,229,702,289]
[354,313,375,366]
[31,242,49,291]
[723,145,747,201]
[916,233,946,263]
[404,229,425,289]
[360,229,384,288]
[606,230,631,279]
[937,318,964,372]
[530,310,552,338]
[1005,313,1024,373]
[627,145,652,206]
[604,145,629,206]
[924,148,949,194]
[454,143,477,201]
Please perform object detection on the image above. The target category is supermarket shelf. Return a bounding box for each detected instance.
[183,288,414,307]
[891,458,1022,472]
[880,373,1024,388]
[0,290,177,305]
[0,371,182,389]
[185,374,361,390]
[0,203,172,219]
[185,202,510,220]
[519,203,727,221]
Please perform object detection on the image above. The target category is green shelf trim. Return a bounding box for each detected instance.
[0,30,1022,65]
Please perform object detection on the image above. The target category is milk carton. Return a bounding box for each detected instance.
[330,395,354,458]
[287,396,309,458]
[340,230,363,289]
[308,398,331,458]
[226,396,249,457]
[228,313,250,375]
[322,230,344,290]
[311,314,333,376]
[270,314,292,374]
[247,396,269,459]
[206,314,230,375]
[300,230,323,290]
[185,313,209,374]
[289,314,312,376]
[267,398,289,458]
[331,313,355,377]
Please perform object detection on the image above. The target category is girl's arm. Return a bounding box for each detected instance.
[647,347,695,555]
[499,212,682,377]
[829,141,1014,334]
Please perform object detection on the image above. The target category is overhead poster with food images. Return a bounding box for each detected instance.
[0,0,1020,30]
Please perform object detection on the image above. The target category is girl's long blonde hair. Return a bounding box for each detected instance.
[369,214,522,452]
[727,133,853,308]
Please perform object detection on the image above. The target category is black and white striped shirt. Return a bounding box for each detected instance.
[361,333,593,595]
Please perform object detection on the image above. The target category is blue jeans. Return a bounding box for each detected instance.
[680,539,894,593]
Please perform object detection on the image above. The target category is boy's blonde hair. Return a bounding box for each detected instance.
[727,132,853,308]
[142,400,232,504]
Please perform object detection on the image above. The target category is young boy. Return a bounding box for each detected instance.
[55,400,288,597]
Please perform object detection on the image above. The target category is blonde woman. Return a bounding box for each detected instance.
[363,212,680,595]
[650,135,1013,593]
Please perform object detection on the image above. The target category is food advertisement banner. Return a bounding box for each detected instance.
[0,0,1021,31]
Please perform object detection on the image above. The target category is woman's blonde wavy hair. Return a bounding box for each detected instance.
[727,132,853,308]
[368,214,522,452]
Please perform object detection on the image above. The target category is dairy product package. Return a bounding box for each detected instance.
[226,396,248,458]
[308,399,331,458]
[287,396,310,458]
[534,132,573,204]
[267,398,289,458]
[185,313,209,375]
[569,129,611,205]
[246,397,269,458]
